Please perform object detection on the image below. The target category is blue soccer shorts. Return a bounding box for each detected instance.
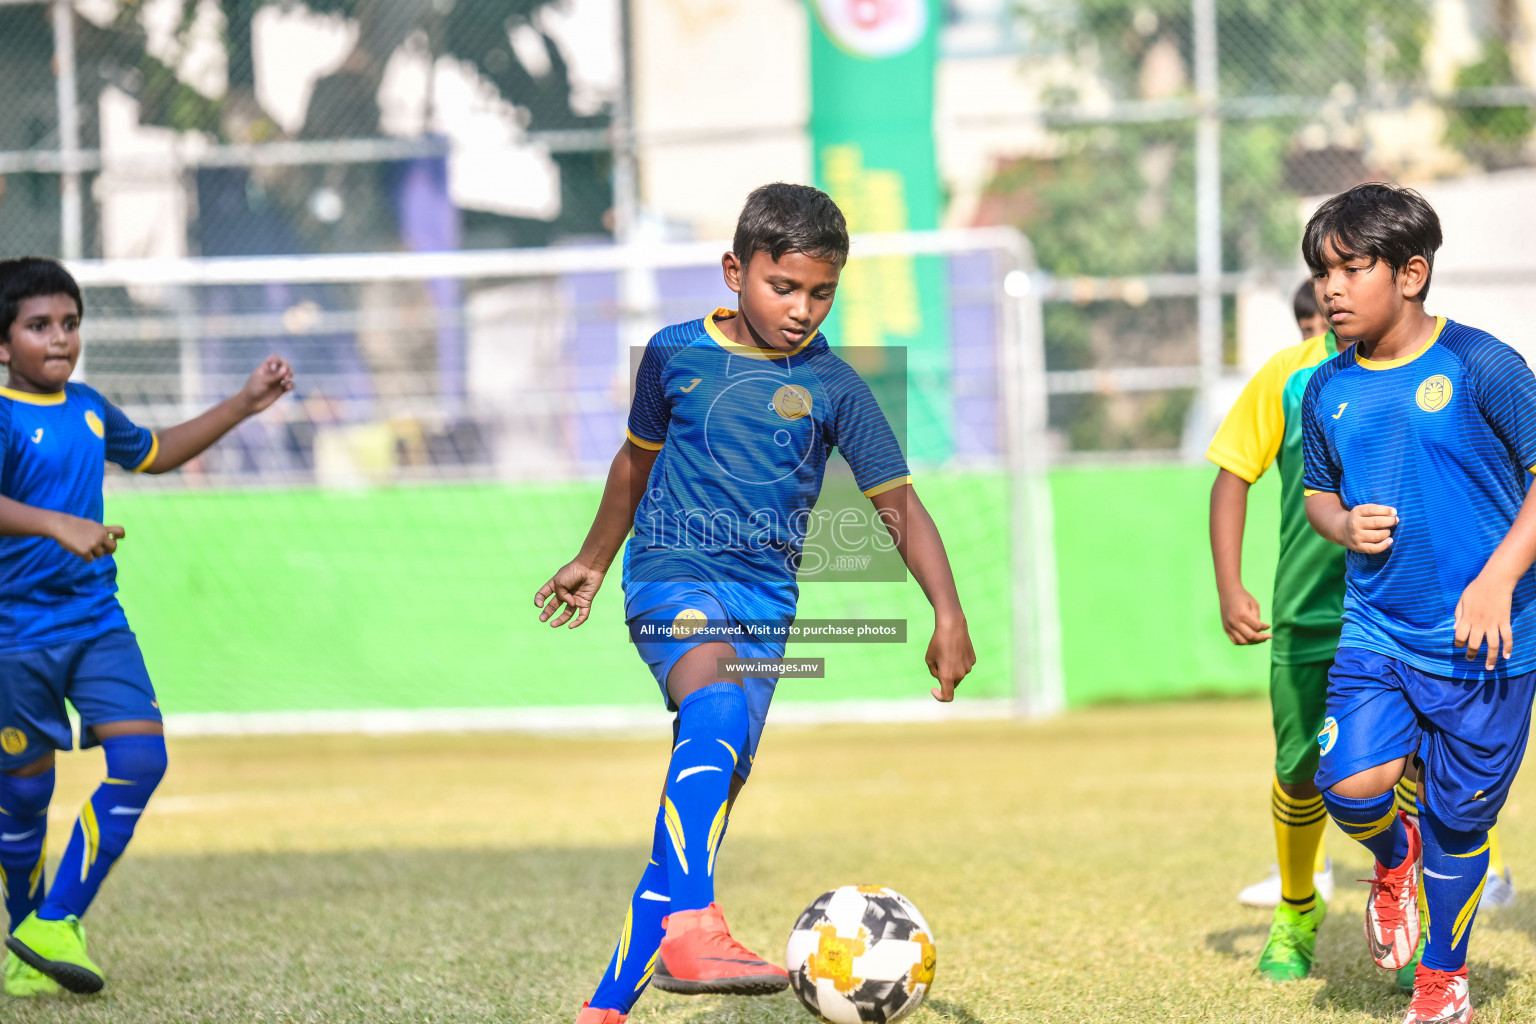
[624,580,795,781]
[0,627,162,772]
[1315,646,1536,831]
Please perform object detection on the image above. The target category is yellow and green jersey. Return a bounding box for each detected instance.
[1207,332,1345,664]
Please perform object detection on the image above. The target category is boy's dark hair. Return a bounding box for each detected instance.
[1302,182,1443,302]
[733,183,850,268]
[1292,279,1321,322]
[0,257,83,338]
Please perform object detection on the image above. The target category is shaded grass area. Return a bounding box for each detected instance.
[9,700,1536,1022]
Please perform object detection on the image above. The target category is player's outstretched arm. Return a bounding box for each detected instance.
[142,356,294,474]
[0,493,123,561]
[868,484,975,702]
[534,439,659,629]
[1209,468,1270,645]
[1456,473,1536,670]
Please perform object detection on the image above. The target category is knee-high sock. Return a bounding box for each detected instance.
[1487,824,1507,878]
[663,683,746,914]
[1272,778,1327,912]
[1322,787,1409,869]
[1394,777,1419,818]
[589,807,670,1013]
[1420,803,1490,971]
[39,735,166,921]
[0,770,53,932]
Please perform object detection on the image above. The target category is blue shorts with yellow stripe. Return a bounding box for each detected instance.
[0,626,161,772]
[1315,646,1536,831]
[624,580,794,782]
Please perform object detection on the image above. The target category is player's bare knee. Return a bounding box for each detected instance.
[1277,777,1320,800]
[1328,758,1406,800]
[3,750,55,777]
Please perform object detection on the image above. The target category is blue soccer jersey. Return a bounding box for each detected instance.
[1301,317,1536,676]
[623,309,911,590]
[0,383,158,649]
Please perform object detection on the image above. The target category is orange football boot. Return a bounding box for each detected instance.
[574,1003,627,1024]
[652,903,789,995]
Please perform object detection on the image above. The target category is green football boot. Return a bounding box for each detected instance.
[3,951,61,997]
[1395,909,1429,992]
[1257,897,1327,982]
[5,913,103,994]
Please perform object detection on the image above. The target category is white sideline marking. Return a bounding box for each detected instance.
[161,699,1020,739]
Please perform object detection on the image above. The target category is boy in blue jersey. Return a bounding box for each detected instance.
[0,258,293,997]
[1300,183,1536,1024]
[534,184,976,1024]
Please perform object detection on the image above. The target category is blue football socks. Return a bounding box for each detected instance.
[0,769,54,932]
[662,682,746,914]
[39,734,166,921]
[1322,786,1409,868]
[1420,803,1490,971]
[589,806,671,1013]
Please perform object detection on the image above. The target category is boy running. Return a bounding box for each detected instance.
[534,184,976,1024]
[0,257,293,996]
[1208,280,1346,982]
[1301,183,1536,1024]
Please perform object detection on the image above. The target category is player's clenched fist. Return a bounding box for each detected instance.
[925,616,976,702]
[1344,503,1397,554]
[535,558,607,629]
[239,355,296,415]
[51,514,125,562]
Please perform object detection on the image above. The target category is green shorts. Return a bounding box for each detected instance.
[1271,659,1332,785]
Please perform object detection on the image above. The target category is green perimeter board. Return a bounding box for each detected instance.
[107,466,1277,714]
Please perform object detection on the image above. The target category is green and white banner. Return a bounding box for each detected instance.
[808,0,951,462]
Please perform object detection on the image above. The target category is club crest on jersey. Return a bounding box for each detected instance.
[0,728,27,756]
[671,608,708,640]
[772,384,813,421]
[1416,374,1453,413]
[84,409,105,438]
[1317,716,1339,756]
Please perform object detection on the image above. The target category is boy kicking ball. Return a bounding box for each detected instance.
[1301,183,1536,1024]
[0,257,293,996]
[534,184,975,1023]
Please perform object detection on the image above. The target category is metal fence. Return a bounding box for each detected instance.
[6,1,1536,457]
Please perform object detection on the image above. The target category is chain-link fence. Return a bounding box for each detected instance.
[0,0,617,262]
[983,0,1536,457]
[8,0,1536,462]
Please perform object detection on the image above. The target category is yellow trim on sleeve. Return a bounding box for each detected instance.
[1355,316,1445,370]
[0,386,65,406]
[702,308,814,359]
[863,475,912,498]
[1303,488,1323,497]
[131,433,160,473]
[626,429,664,451]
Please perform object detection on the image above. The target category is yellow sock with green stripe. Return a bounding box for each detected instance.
[1321,786,1409,868]
[662,683,747,913]
[38,735,165,920]
[1420,803,1489,971]
[1272,779,1327,913]
[1393,777,1418,817]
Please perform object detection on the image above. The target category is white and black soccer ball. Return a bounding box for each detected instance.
[786,885,937,1024]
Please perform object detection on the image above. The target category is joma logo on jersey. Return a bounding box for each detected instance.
[85,409,105,438]
[1416,374,1453,413]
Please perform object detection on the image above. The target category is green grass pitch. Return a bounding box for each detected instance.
[7,699,1536,1022]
